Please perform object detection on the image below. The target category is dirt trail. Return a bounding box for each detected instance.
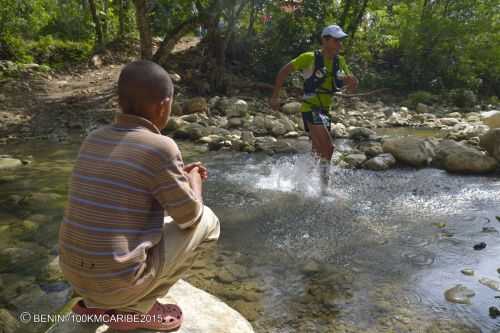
[0,36,201,144]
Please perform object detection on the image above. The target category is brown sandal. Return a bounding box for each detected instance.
[73,301,183,331]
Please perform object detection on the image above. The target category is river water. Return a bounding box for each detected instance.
[1,138,499,333]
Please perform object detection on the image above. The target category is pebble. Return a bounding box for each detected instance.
[479,278,500,291]
[473,242,487,250]
[489,306,500,318]
[482,227,498,233]
[461,269,474,276]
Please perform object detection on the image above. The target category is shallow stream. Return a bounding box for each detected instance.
[1,136,499,332]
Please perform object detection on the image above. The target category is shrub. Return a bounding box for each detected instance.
[29,36,92,68]
[447,89,477,108]
[403,91,436,108]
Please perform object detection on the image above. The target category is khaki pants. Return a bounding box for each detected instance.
[117,206,220,313]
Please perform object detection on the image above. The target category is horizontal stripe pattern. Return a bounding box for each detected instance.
[59,114,202,302]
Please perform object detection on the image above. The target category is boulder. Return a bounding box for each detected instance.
[183,98,208,115]
[343,153,367,168]
[225,100,248,118]
[433,140,497,174]
[46,280,254,333]
[439,118,460,126]
[281,102,302,114]
[481,110,500,128]
[356,141,383,158]
[348,127,377,141]
[479,129,500,161]
[363,153,396,171]
[382,137,436,167]
[165,117,187,132]
[0,157,23,170]
[173,124,208,140]
[416,103,430,114]
[332,123,348,138]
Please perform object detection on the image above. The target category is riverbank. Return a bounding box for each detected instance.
[1,56,500,175]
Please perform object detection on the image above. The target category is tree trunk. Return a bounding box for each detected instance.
[103,0,109,42]
[88,0,104,47]
[153,17,200,65]
[339,0,352,29]
[347,0,369,39]
[246,0,256,38]
[133,0,153,59]
[118,0,125,37]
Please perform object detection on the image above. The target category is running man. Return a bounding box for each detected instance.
[271,24,358,187]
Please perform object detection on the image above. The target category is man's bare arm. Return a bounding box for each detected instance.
[270,62,294,110]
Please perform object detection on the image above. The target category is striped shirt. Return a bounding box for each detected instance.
[58,114,203,308]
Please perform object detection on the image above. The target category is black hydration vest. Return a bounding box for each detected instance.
[303,50,343,96]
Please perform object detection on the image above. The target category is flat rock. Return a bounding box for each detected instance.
[46,279,254,333]
[479,277,500,291]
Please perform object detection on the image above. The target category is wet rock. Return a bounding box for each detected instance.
[479,278,500,291]
[0,157,23,170]
[473,242,487,250]
[461,269,474,276]
[433,140,497,174]
[216,268,236,284]
[479,129,500,161]
[0,308,19,333]
[489,306,500,318]
[444,284,475,304]
[363,153,397,171]
[343,153,367,168]
[497,268,500,274]
[382,137,436,167]
[255,137,296,155]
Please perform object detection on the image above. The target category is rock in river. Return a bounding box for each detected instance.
[479,277,500,291]
[444,284,475,304]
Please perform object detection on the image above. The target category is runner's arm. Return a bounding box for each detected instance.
[271,62,294,111]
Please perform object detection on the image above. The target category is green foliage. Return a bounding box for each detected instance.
[447,89,478,108]
[29,36,93,68]
[404,91,437,108]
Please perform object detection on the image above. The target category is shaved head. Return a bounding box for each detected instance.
[118,60,173,116]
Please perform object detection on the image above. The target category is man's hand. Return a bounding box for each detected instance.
[270,96,280,111]
[343,75,358,93]
[184,161,208,181]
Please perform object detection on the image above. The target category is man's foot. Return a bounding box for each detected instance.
[72,300,183,331]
